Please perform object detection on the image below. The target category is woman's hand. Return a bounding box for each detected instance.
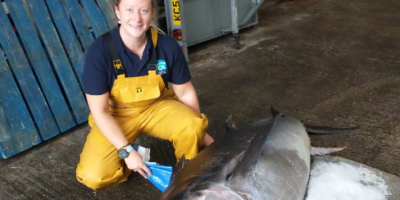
[124,150,153,179]
[203,133,214,147]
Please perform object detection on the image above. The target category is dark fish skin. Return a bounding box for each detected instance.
[159,114,312,200]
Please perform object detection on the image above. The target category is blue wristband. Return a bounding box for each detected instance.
[126,145,134,153]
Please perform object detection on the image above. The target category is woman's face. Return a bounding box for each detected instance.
[115,0,154,41]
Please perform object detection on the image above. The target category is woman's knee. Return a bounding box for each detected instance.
[76,162,127,190]
[173,113,208,146]
[76,166,109,190]
[184,113,208,137]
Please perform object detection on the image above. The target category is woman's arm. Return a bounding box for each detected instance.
[87,93,127,147]
[172,81,214,146]
[172,81,200,115]
[86,93,152,178]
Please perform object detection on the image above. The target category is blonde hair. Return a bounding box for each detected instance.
[113,0,164,34]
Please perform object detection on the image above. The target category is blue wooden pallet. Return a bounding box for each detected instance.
[0,2,60,140]
[63,0,95,52]
[47,0,86,85]
[0,48,41,159]
[6,0,76,134]
[80,0,109,38]
[25,0,90,124]
[0,0,119,158]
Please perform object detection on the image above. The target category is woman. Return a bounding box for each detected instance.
[76,0,214,190]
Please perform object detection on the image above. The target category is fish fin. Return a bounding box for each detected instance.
[226,115,238,132]
[231,113,282,179]
[310,146,347,155]
[270,106,285,117]
[172,154,189,179]
[207,151,245,184]
[305,125,359,134]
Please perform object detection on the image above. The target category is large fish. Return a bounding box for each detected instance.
[159,107,357,200]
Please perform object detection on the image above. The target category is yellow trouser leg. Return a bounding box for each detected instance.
[140,98,208,161]
[76,114,141,190]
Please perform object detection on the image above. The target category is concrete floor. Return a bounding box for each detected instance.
[1,0,400,199]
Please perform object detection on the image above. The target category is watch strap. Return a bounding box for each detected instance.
[126,145,134,153]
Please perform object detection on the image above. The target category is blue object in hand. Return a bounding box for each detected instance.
[145,162,173,192]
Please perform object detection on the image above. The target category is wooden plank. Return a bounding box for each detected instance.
[0,48,41,158]
[97,0,118,29]
[6,0,76,134]
[80,0,109,38]
[63,0,94,52]
[25,0,90,124]
[0,99,17,159]
[46,0,86,84]
[0,3,60,140]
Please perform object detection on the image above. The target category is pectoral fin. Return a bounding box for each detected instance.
[172,154,189,179]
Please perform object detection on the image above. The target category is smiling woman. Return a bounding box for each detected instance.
[75,0,214,191]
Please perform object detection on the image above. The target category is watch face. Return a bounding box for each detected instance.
[119,149,129,159]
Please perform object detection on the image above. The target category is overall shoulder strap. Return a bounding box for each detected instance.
[147,28,158,71]
[103,32,125,77]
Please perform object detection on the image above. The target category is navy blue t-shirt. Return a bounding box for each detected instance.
[82,27,191,95]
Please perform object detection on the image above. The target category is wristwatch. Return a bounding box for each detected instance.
[118,145,134,159]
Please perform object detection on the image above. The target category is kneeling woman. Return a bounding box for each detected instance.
[76,0,214,190]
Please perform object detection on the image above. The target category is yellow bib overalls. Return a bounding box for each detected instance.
[76,28,208,190]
